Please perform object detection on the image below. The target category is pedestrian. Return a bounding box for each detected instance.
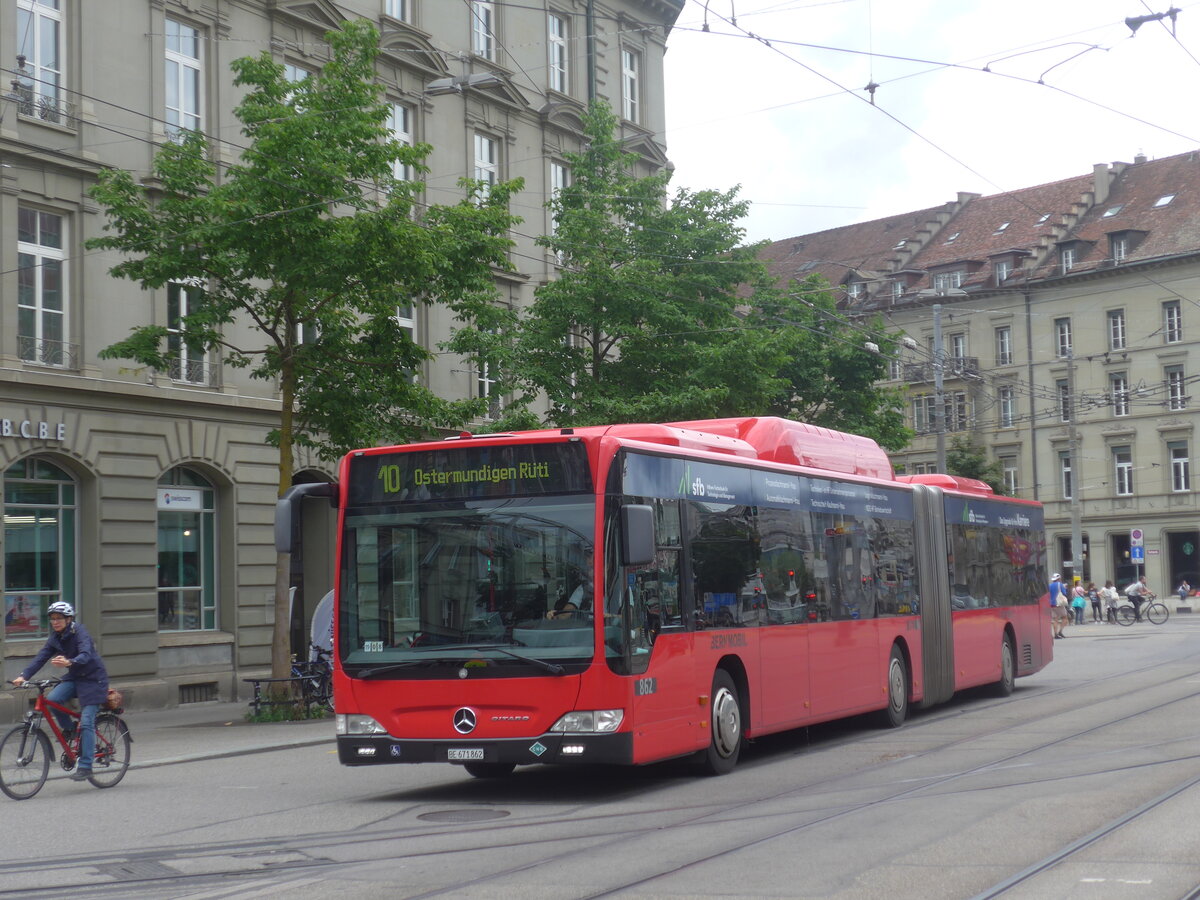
[1101,580,1120,623]
[1124,575,1155,622]
[9,602,109,782]
[1177,579,1191,604]
[1048,573,1068,638]
[1071,581,1087,625]
[1087,582,1102,622]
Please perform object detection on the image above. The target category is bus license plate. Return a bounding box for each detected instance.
[448,748,484,761]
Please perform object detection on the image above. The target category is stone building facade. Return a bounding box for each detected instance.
[0,0,683,718]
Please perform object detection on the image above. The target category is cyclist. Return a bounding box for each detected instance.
[10,602,109,782]
[1123,575,1155,623]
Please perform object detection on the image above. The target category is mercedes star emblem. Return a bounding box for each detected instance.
[453,707,477,734]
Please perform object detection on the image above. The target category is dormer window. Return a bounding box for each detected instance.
[1111,236,1128,263]
[1154,194,1175,208]
[847,282,865,299]
[1102,205,1123,217]
[994,260,1011,285]
[1060,246,1075,274]
[932,270,964,291]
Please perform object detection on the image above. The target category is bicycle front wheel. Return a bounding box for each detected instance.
[0,724,51,800]
[1145,603,1170,625]
[88,714,131,788]
[1116,605,1137,626]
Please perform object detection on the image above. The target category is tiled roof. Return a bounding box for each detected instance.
[760,149,1200,305]
[757,203,958,292]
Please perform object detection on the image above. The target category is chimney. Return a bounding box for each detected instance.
[1093,163,1110,205]
[1134,151,1147,164]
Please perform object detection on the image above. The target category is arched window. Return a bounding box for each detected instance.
[157,467,216,631]
[4,457,76,639]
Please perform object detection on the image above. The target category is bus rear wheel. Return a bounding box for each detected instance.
[462,762,515,779]
[878,646,909,728]
[702,670,742,775]
[992,633,1016,697]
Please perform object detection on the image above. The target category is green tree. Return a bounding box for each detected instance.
[87,21,518,677]
[463,101,910,451]
[946,435,1007,494]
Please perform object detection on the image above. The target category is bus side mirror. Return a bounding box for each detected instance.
[275,482,338,553]
[620,504,655,567]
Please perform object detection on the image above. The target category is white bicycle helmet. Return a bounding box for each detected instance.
[46,601,75,617]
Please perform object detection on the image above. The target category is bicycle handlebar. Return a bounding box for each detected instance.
[9,678,62,690]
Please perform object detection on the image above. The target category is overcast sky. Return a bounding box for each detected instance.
[662,0,1200,245]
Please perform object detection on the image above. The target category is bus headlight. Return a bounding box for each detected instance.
[336,714,387,735]
[549,709,624,733]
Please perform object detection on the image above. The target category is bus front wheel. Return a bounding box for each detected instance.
[992,633,1016,697]
[702,670,743,776]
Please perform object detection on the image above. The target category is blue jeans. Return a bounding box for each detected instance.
[47,680,98,770]
[1073,607,1084,624]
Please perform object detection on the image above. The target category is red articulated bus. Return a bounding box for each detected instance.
[276,417,1051,777]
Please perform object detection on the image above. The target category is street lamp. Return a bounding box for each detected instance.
[916,288,968,473]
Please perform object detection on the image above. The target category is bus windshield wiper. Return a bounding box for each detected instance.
[410,643,566,676]
[354,660,443,678]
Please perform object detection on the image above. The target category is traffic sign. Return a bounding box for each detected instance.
[1131,546,1145,562]
[1131,528,1144,548]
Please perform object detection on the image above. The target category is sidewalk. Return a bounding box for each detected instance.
[117,700,334,770]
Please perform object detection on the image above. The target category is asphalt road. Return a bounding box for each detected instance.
[2,617,1199,899]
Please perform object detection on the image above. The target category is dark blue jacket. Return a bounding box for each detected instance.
[20,622,109,707]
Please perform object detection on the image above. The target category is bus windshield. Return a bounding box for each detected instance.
[339,496,596,674]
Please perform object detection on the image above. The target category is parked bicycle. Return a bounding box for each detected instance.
[290,642,333,712]
[1115,593,1169,626]
[0,678,131,800]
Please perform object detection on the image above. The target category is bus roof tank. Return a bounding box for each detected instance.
[667,417,894,481]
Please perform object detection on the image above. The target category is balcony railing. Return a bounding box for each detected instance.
[17,336,78,369]
[903,356,980,383]
[167,356,221,387]
[15,85,76,127]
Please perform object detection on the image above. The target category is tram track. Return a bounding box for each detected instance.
[3,650,1199,898]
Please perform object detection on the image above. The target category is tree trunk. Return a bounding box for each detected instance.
[271,356,298,679]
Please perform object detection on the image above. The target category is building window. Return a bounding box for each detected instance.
[471,1,495,60]
[999,386,1015,427]
[932,270,963,291]
[1113,446,1134,496]
[846,282,864,300]
[473,133,498,200]
[1154,194,1175,208]
[16,0,63,123]
[1060,451,1073,500]
[1166,365,1187,410]
[621,48,640,123]
[1110,372,1129,417]
[1107,309,1126,350]
[1057,379,1071,422]
[478,359,502,419]
[388,102,413,182]
[1169,442,1190,492]
[912,395,935,434]
[994,260,1011,285]
[548,13,568,93]
[950,333,966,361]
[17,207,68,368]
[994,326,1012,366]
[946,391,968,432]
[395,303,415,344]
[1111,236,1128,262]
[4,457,77,641]
[888,358,902,380]
[1164,300,1182,343]
[165,18,202,138]
[384,0,409,21]
[167,281,209,385]
[1054,318,1072,358]
[1001,456,1018,495]
[157,467,217,632]
[889,280,904,300]
[1060,247,1075,274]
[549,160,569,241]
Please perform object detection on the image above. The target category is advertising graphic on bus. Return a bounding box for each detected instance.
[276,417,1050,777]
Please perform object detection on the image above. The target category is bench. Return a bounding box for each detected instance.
[243,676,310,716]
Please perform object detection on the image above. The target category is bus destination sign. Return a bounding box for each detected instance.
[348,441,592,504]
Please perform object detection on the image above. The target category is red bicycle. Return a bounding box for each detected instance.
[0,678,131,800]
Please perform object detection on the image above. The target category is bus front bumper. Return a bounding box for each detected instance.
[337,731,634,767]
